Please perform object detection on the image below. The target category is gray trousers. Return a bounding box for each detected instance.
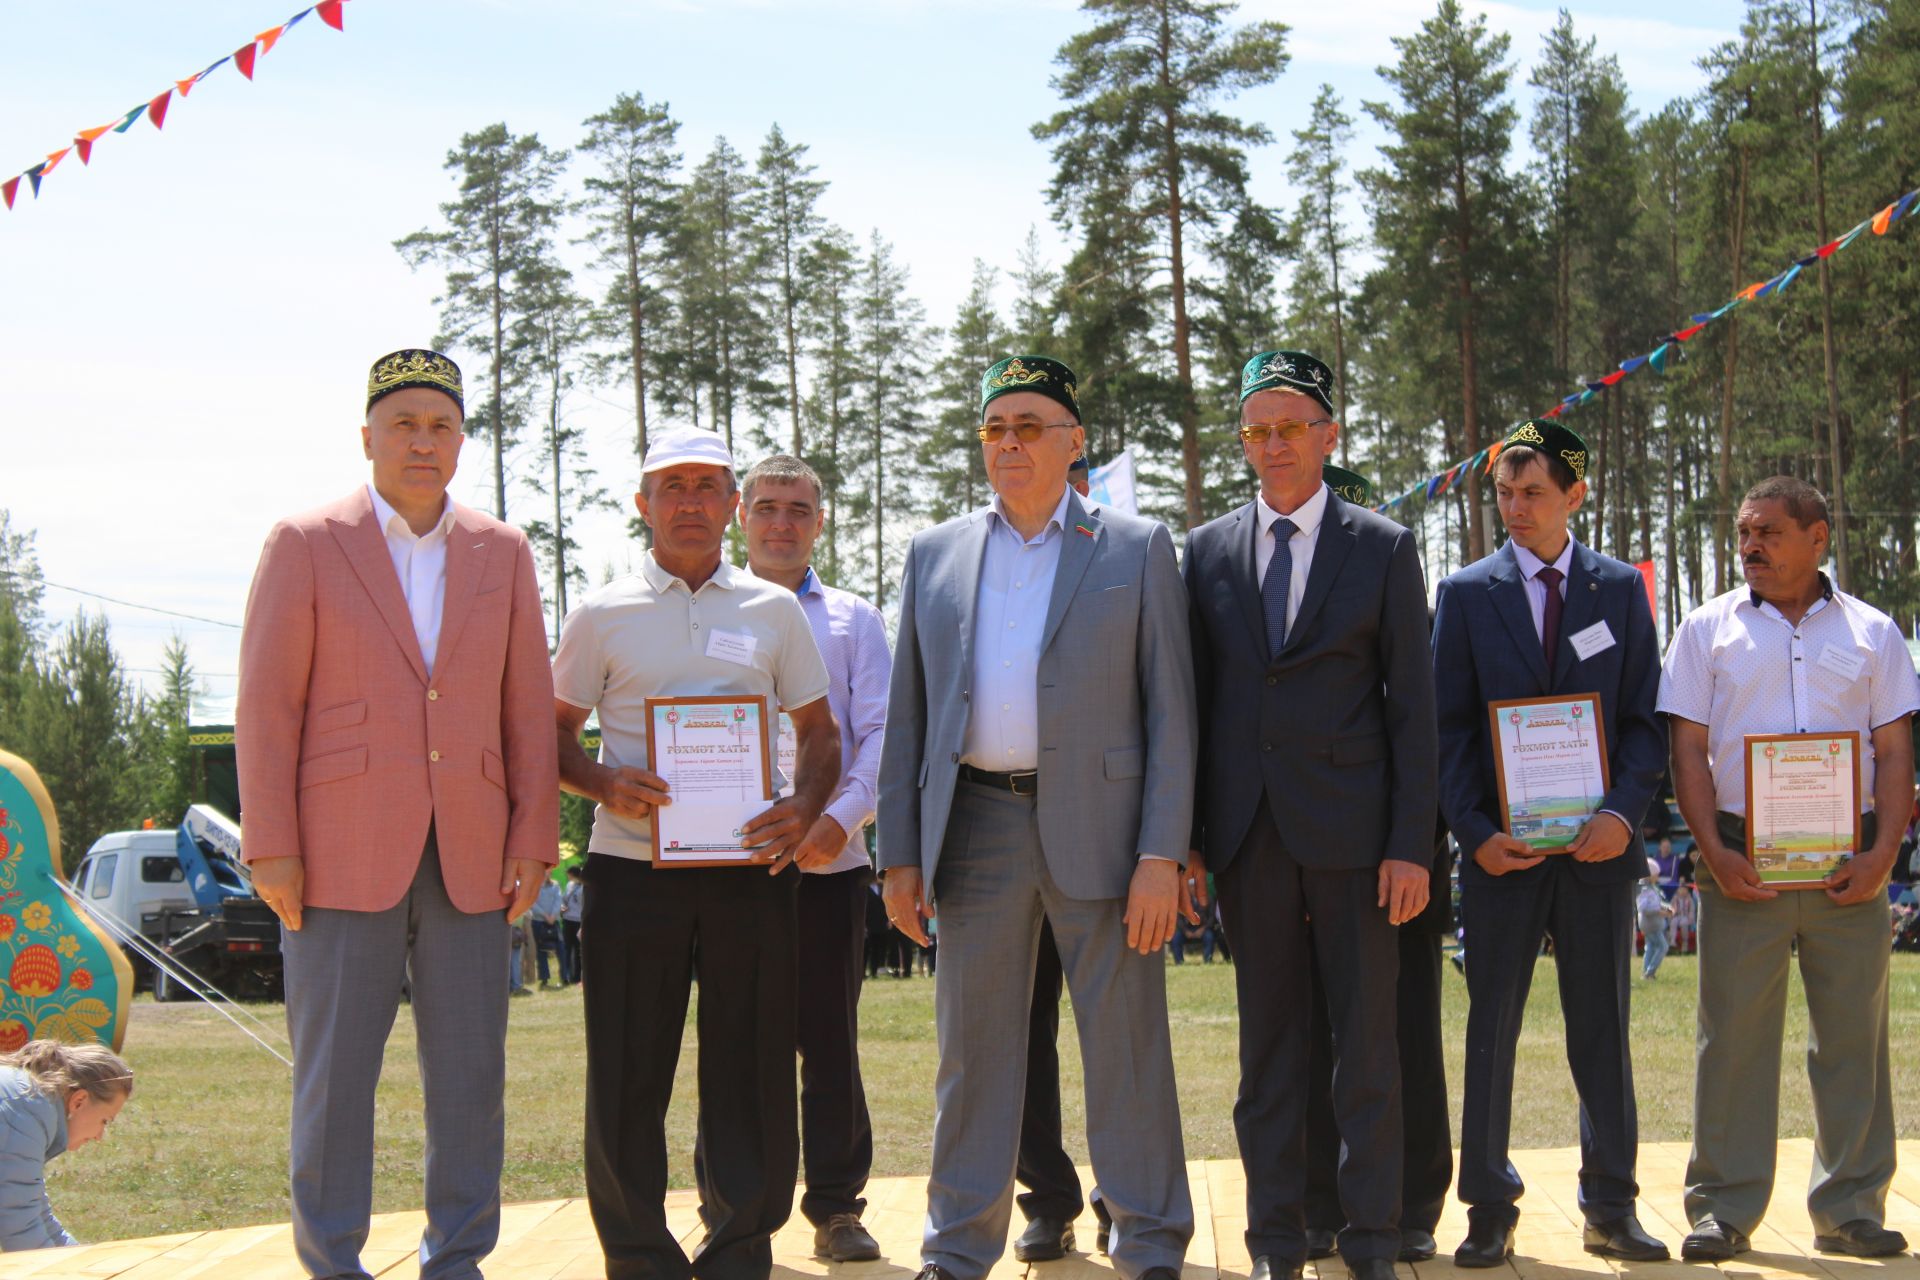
[283,832,509,1279]
[924,781,1193,1280]
[1685,871,1895,1235]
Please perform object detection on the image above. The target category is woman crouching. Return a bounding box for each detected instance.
[0,1040,133,1250]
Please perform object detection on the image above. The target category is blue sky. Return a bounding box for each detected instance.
[1,0,1744,717]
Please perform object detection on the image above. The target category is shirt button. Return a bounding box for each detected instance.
[427,689,439,701]
[1266,676,1277,686]
[1002,703,1011,711]
[430,750,441,762]
[1262,742,1273,753]
[1008,621,1016,629]
[692,623,700,630]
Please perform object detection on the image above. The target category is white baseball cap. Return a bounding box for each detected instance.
[642,428,735,474]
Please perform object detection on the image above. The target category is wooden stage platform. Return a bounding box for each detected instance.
[6,1142,1917,1280]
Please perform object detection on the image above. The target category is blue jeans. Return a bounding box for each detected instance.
[1639,912,1670,977]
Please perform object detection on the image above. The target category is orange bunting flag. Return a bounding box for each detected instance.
[235,42,258,80]
[1873,203,1895,236]
[257,25,285,56]
[1737,280,1766,301]
[316,0,346,31]
[148,90,171,130]
[1485,440,1505,469]
[41,147,70,177]
[176,75,199,97]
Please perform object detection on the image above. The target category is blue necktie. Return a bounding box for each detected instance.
[1262,518,1296,659]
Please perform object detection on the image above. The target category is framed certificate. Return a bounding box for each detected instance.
[1743,731,1862,888]
[1488,694,1612,852]
[644,694,776,867]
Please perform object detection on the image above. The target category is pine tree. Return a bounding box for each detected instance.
[19,615,146,871]
[1035,0,1291,527]
[395,125,568,521]
[675,138,772,454]
[848,231,926,606]
[800,225,861,582]
[753,125,827,457]
[1284,85,1360,442]
[577,92,683,477]
[926,262,1007,518]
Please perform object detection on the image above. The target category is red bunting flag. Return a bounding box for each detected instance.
[1,177,18,210]
[257,25,286,56]
[1635,561,1657,620]
[1599,369,1627,386]
[1673,321,1708,342]
[1816,237,1843,259]
[73,125,111,165]
[235,42,258,80]
[1544,404,1564,419]
[148,90,172,130]
[316,1,346,31]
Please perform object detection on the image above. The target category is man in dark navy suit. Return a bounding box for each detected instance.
[1431,421,1668,1267]
[1184,351,1438,1280]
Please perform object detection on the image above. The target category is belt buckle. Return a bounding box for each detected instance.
[1009,771,1038,797]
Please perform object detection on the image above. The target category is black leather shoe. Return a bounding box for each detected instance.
[1138,1269,1182,1280]
[1093,1194,1113,1254]
[1398,1229,1438,1263]
[1346,1259,1396,1280]
[1014,1216,1076,1262]
[1814,1220,1909,1257]
[1251,1256,1306,1280]
[1584,1215,1670,1262]
[1454,1223,1515,1268]
[1680,1220,1750,1262]
[1305,1228,1338,1260]
[913,1267,957,1280]
[813,1213,882,1262]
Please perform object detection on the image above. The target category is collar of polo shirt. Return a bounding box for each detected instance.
[642,551,744,595]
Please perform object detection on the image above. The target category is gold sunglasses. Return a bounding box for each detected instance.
[977,421,1076,444]
[1238,418,1333,444]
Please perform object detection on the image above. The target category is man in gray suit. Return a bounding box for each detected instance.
[878,355,1197,1280]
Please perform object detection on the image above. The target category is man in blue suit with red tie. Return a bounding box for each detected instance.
[1431,421,1669,1267]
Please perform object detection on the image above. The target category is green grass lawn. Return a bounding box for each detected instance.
[47,952,1920,1245]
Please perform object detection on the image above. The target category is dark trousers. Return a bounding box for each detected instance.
[1306,927,1452,1236]
[532,919,564,984]
[1015,918,1084,1222]
[562,918,583,983]
[1217,804,1404,1266]
[796,866,875,1226]
[581,854,799,1280]
[1458,862,1637,1230]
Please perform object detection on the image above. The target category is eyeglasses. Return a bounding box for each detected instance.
[977,421,1076,444]
[1239,419,1333,444]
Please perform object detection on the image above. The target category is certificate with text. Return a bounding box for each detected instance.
[645,695,775,867]
[1744,731,1861,888]
[1489,694,1612,852]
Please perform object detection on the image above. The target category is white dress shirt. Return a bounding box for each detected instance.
[1254,482,1330,632]
[1510,539,1574,636]
[962,488,1073,772]
[367,483,454,677]
[1658,578,1920,815]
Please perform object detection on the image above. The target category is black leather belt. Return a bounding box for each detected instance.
[959,764,1039,796]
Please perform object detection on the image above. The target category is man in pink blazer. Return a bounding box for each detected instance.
[236,348,559,1280]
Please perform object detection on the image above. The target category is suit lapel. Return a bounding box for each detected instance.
[433,507,490,683]
[328,490,429,686]
[1228,503,1267,658]
[1489,543,1551,690]
[1041,493,1099,653]
[1552,541,1602,687]
[953,510,990,681]
[1282,492,1354,655]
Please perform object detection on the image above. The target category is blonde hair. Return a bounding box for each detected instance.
[1,1040,134,1103]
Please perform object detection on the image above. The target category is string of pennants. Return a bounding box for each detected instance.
[1374,183,1920,515]
[2,1,352,212]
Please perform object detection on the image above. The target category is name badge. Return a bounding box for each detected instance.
[1568,619,1616,662]
[1817,643,1865,682]
[705,628,758,667]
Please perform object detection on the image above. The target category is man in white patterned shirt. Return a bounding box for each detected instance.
[1658,475,1917,1263]
[739,454,892,1264]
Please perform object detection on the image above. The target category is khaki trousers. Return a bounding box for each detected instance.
[1685,817,1895,1235]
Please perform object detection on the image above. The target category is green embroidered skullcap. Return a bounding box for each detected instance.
[1239,349,1335,414]
[981,355,1080,421]
[1322,464,1373,506]
[1502,419,1589,483]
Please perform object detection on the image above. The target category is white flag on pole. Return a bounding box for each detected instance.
[1086,448,1138,515]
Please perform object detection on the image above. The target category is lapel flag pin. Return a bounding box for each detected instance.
[1074,524,1095,538]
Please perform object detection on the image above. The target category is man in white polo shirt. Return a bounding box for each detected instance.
[1660,475,1917,1263]
[554,428,841,1280]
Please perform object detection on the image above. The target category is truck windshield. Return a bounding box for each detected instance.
[90,854,118,899]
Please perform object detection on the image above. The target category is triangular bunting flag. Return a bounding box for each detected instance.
[1543,404,1564,419]
[198,55,231,79]
[316,0,345,30]
[1585,380,1608,393]
[1599,369,1627,386]
[1690,311,1716,324]
[76,125,112,143]
[176,76,199,97]
[1674,322,1707,342]
[1737,280,1766,302]
[1872,203,1895,235]
[26,162,47,197]
[112,104,146,133]
[1816,236,1844,259]
[283,9,312,33]
[1,177,18,210]
[257,25,285,56]
[1648,344,1672,374]
[1774,263,1803,294]
[1619,355,1648,374]
[41,147,70,177]
[75,137,94,165]
[148,90,172,130]
[235,42,259,80]
[1576,389,1597,405]
[1486,441,1506,466]
[1894,191,1919,223]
